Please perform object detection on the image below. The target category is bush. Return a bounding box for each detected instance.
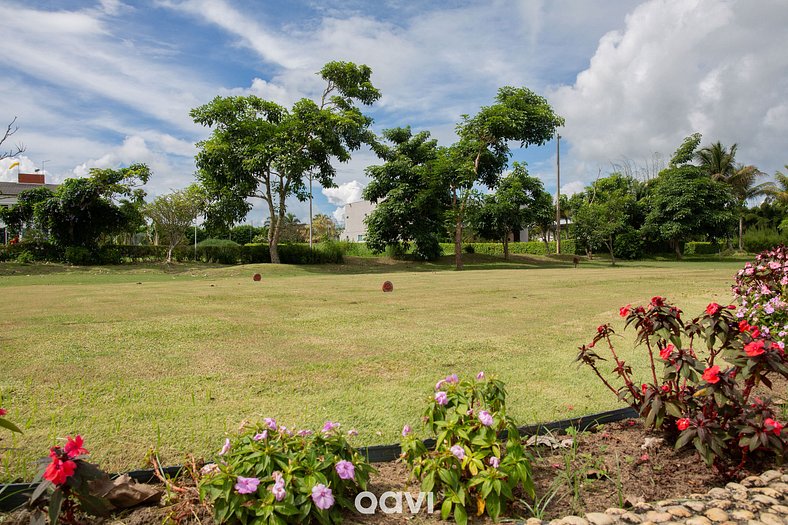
[196,239,242,264]
[199,420,373,525]
[440,241,575,257]
[64,246,95,266]
[0,240,63,262]
[578,296,787,476]
[732,245,788,344]
[463,244,475,254]
[97,245,122,265]
[684,242,720,256]
[400,374,534,524]
[743,227,786,254]
[336,242,375,257]
[16,250,34,264]
[614,230,644,260]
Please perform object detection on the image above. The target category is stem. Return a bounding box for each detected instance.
[644,339,659,385]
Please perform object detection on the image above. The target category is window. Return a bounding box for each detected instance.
[357,234,364,241]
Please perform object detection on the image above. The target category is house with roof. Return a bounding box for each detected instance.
[0,172,59,243]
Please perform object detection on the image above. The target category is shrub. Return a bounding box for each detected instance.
[463,244,475,254]
[732,245,788,344]
[684,242,720,256]
[743,227,785,254]
[578,296,787,476]
[400,374,534,524]
[16,249,34,264]
[440,241,576,257]
[64,246,95,266]
[199,420,373,525]
[97,245,122,265]
[197,239,242,264]
[614,230,644,260]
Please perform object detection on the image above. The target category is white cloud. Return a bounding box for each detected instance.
[0,156,39,182]
[561,180,585,196]
[550,0,788,185]
[322,180,364,206]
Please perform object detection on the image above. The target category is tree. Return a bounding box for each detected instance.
[0,186,53,237]
[448,86,564,269]
[0,116,25,160]
[363,127,448,260]
[469,162,552,259]
[311,214,339,242]
[144,185,206,263]
[192,61,381,264]
[265,213,306,243]
[642,165,737,258]
[669,133,702,168]
[694,141,738,181]
[35,164,150,249]
[767,166,788,205]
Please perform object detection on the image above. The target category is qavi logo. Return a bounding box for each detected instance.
[354,491,435,515]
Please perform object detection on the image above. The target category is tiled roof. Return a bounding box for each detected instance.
[0,181,59,196]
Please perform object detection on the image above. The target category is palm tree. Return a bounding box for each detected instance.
[726,164,775,249]
[768,166,788,205]
[695,141,738,181]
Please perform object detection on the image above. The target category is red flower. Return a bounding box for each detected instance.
[660,384,670,393]
[619,304,631,317]
[641,383,649,395]
[650,296,665,307]
[705,303,721,316]
[659,344,675,361]
[676,418,691,431]
[702,365,721,384]
[744,340,766,357]
[750,327,761,338]
[738,320,751,332]
[597,324,606,333]
[43,458,77,485]
[0,408,6,416]
[727,304,736,309]
[765,418,783,436]
[64,435,87,458]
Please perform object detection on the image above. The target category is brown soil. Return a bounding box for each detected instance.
[2,419,779,524]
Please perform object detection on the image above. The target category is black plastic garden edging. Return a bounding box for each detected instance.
[0,406,638,512]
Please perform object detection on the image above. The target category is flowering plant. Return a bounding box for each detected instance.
[400,373,534,524]
[578,295,787,476]
[0,406,21,434]
[732,244,787,343]
[198,419,374,524]
[28,436,113,524]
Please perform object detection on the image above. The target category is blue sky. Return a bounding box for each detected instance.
[1,0,787,225]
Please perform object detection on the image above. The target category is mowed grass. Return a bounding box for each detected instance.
[0,255,747,481]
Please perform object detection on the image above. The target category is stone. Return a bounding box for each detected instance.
[708,499,732,510]
[731,510,756,520]
[771,505,788,515]
[707,488,729,499]
[751,494,780,507]
[620,512,642,523]
[605,508,626,516]
[725,482,747,492]
[665,506,692,518]
[685,517,712,525]
[585,513,615,525]
[549,519,563,525]
[525,519,544,525]
[747,520,767,525]
[769,482,788,492]
[633,503,655,512]
[742,476,767,487]
[655,500,678,507]
[758,513,785,525]
[688,494,707,500]
[644,511,672,523]
[751,487,781,498]
[684,501,707,513]
[760,470,782,483]
[561,517,589,525]
[704,508,729,522]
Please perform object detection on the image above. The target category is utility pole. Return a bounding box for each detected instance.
[555,133,561,255]
[308,174,313,249]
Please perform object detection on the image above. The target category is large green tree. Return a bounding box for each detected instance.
[363,127,448,260]
[0,185,53,237]
[35,164,150,249]
[469,162,552,259]
[191,61,381,264]
[448,86,564,269]
[144,184,206,263]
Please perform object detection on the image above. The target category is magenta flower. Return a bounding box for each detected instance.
[219,438,231,456]
[450,445,465,460]
[264,418,277,430]
[311,483,335,510]
[435,391,448,405]
[253,430,268,441]
[335,460,355,480]
[476,371,485,380]
[447,374,459,384]
[297,429,313,437]
[402,424,412,437]
[270,471,286,501]
[489,456,500,468]
[235,476,260,494]
[478,410,494,427]
[347,429,358,437]
[322,421,340,433]
[435,379,446,390]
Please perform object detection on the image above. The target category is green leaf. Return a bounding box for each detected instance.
[0,418,22,433]
[48,488,65,525]
[441,498,453,520]
[454,502,468,525]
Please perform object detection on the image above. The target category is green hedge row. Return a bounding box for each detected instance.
[439,240,576,256]
[683,242,721,255]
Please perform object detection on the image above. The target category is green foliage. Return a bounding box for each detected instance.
[0,185,53,235]
[742,227,787,254]
[16,249,34,264]
[613,230,644,260]
[669,132,702,167]
[439,241,574,257]
[64,246,95,266]
[683,242,720,256]
[401,374,534,524]
[144,185,206,262]
[199,420,374,525]
[363,127,448,261]
[196,239,242,264]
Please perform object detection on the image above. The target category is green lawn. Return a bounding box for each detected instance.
[0,254,749,481]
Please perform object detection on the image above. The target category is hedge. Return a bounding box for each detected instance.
[439,240,576,256]
[683,242,720,256]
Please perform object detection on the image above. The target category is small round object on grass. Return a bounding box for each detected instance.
[253,273,262,282]
[382,280,393,292]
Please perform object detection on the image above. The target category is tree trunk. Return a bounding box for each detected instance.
[452,188,463,270]
[738,216,744,251]
[607,237,615,266]
[167,246,173,264]
[542,234,549,255]
[673,239,682,260]
[503,235,509,260]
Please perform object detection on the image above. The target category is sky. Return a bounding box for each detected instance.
[0,0,786,225]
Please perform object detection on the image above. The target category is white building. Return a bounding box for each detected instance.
[0,172,59,243]
[341,200,377,242]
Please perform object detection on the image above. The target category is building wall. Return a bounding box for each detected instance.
[341,200,377,242]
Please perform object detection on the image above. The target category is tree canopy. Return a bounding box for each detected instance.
[144,184,206,263]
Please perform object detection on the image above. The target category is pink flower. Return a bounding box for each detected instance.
[264,418,277,430]
[478,410,494,427]
[311,484,334,510]
[435,379,446,390]
[702,365,721,384]
[744,340,766,357]
[676,418,690,431]
[446,374,459,384]
[435,391,448,405]
[450,445,465,460]
[253,431,268,441]
[322,421,340,433]
[489,457,500,468]
[235,476,260,495]
[200,463,219,476]
[402,425,412,437]
[219,438,231,456]
[476,371,485,380]
[270,472,286,501]
[0,408,6,416]
[347,429,358,437]
[335,460,355,480]
[651,296,665,307]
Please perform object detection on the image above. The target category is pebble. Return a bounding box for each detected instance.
[585,512,616,525]
[751,494,780,507]
[760,470,782,483]
[707,488,729,499]
[771,504,788,515]
[665,506,692,518]
[758,514,784,525]
[704,508,729,522]
[742,476,767,487]
[731,509,756,520]
[561,517,589,525]
[685,517,712,525]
